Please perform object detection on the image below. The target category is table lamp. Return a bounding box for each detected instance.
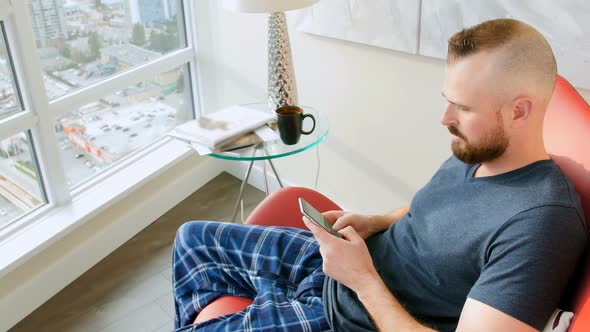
[222,0,320,111]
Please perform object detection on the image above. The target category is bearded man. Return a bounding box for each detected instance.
[172,18,587,332]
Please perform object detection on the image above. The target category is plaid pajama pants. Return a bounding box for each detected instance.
[172,221,330,332]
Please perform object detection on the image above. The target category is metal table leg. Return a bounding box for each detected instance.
[267,159,284,188]
[230,145,285,222]
[231,147,257,222]
[263,146,283,189]
[263,160,270,196]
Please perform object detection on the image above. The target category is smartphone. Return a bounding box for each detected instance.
[299,198,342,238]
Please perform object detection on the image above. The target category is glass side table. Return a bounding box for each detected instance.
[209,103,329,222]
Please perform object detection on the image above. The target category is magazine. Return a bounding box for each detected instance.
[171,105,276,148]
[214,131,262,152]
[168,121,280,156]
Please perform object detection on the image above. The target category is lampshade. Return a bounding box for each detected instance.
[223,0,319,13]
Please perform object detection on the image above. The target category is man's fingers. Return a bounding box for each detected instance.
[331,217,348,231]
[302,216,315,231]
[338,226,362,243]
[322,210,346,223]
[302,216,330,243]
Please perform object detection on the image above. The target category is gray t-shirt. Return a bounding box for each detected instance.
[323,157,587,331]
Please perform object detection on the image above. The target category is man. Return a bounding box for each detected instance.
[172,19,587,331]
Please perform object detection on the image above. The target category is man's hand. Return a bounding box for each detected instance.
[322,210,384,240]
[303,216,380,292]
[305,214,435,332]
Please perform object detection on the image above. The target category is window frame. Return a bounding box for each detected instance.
[0,0,203,240]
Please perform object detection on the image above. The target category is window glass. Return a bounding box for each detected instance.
[31,0,186,99]
[0,132,45,229]
[0,22,23,120]
[55,65,191,187]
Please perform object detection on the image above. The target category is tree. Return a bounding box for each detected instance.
[59,47,71,59]
[149,30,178,52]
[88,31,101,61]
[68,29,80,41]
[131,24,146,46]
[149,31,163,51]
[165,17,178,35]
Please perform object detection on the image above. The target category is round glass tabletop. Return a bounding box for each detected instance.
[209,103,329,161]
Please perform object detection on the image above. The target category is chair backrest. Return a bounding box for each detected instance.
[543,76,590,331]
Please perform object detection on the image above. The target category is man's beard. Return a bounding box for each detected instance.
[448,120,509,165]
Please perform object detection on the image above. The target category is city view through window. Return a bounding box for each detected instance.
[34,0,184,99]
[0,0,193,229]
[56,66,190,188]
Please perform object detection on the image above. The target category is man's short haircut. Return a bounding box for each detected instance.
[447,19,557,106]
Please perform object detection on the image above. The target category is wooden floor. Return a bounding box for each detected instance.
[10,172,265,332]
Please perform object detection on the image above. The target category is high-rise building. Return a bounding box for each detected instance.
[140,0,164,25]
[124,0,140,25]
[163,0,177,20]
[126,0,176,26]
[29,0,68,48]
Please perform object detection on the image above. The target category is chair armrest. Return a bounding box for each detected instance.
[194,296,254,324]
[245,187,342,229]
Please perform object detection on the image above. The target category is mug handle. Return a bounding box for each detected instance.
[301,114,316,135]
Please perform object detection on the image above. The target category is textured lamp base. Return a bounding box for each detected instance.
[268,12,298,111]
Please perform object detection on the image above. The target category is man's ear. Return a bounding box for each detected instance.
[512,97,533,121]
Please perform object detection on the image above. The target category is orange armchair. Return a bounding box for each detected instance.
[543,76,590,332]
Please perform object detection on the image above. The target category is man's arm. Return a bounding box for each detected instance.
[303,217,433,332]
[303,216,540,332]
[372,206,410,229]
[359,283,538,332]
[456,299,537,332]
[355,272,436,331]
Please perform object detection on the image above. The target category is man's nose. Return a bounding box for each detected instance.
[440,104,458,126]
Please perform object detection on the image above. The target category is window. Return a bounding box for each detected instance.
[0,0,200,231]
[0,22,23,120]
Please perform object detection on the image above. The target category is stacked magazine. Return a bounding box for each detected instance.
[168,105,277,153]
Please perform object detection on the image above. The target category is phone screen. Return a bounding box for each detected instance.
[299,198,342,238]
